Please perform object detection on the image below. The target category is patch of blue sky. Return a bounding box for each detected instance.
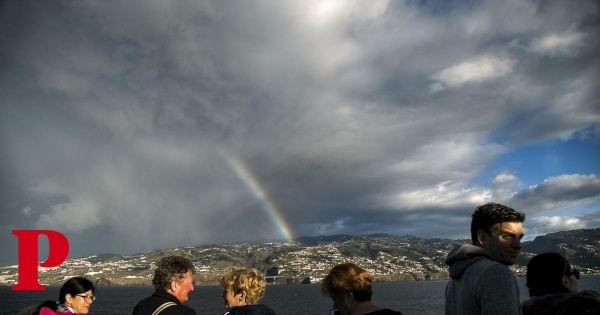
[549,202,599,216]
[402,0,481,15]
[473,137,599,187]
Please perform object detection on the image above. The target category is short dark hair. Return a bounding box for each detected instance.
[152,255,195,291]
[59,277,95,304]
[526,252,571,296]
[470,202,525,244]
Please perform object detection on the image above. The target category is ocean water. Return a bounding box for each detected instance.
[2,276,600,315]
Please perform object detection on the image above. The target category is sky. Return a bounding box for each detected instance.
[0,0,599,267]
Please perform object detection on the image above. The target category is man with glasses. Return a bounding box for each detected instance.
[445,202,526,315]
[133,255,197,315]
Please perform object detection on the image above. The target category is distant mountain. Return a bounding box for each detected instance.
[1,229,598,286]
[85,253,125,264]
[520,228,600,269]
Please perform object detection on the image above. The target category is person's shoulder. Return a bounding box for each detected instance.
[161,304,196,315]
[39,307,59,315]
[368,309,404,315]
[487,260,512,271]
[132,295,154,312]
[463,255,508,277]
[133,294,194,315]
[478,262,517,288]
[522,293,571,315]
[134,293,158,305]
[578,290,600,299]
[477,262,518,295]
[42,307,75,315]
[255,304,277,315]
[226,304,276,315]
[557,290,600,314]
[477,259,512,275]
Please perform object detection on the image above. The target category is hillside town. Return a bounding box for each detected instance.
[1,230,599,286]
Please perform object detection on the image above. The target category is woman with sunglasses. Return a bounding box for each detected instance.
[522,252,600,314]
[38,276,96,314]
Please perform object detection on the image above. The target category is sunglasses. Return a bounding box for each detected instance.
[565,269,580,280]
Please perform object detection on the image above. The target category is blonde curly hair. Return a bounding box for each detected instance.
[220,266,267,304]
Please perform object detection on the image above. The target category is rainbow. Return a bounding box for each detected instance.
[222,152,294,244]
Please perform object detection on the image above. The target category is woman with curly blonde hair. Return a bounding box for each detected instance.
[220,266,276,315]
[321,263,403,315]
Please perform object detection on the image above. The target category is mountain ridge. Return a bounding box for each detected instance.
[1,228,598,286]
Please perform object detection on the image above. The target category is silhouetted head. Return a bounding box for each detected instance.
[527,252,579,296]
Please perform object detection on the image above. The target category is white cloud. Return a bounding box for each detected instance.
[35,199,102,233]
[394,181,493,208]
[491,173,521,199]
[389,138,506,181]
[22,206,32,218]
[429,55,517,92]
[492,173,520,186]
[542,174,600,188]
[528,29,587,57]
[526,215,587,237]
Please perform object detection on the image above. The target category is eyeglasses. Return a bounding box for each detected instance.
[565,269,580,280]
[76,294,96,302]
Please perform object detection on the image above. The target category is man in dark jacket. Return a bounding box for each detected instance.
[133,255,197,315]
[445,202,525,315]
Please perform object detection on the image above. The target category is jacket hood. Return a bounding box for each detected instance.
[445,244,494,279]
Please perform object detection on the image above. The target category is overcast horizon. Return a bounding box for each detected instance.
[1,0,599,267]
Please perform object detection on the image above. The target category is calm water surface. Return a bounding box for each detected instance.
[2,276,599,315]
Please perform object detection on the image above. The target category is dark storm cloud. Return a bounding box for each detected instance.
[511,174,600,214]
[0,0,599,266]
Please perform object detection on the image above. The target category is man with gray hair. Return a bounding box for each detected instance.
[133,255,197,315]
[445,202,526,315]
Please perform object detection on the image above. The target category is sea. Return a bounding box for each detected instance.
[2,276,600,315]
